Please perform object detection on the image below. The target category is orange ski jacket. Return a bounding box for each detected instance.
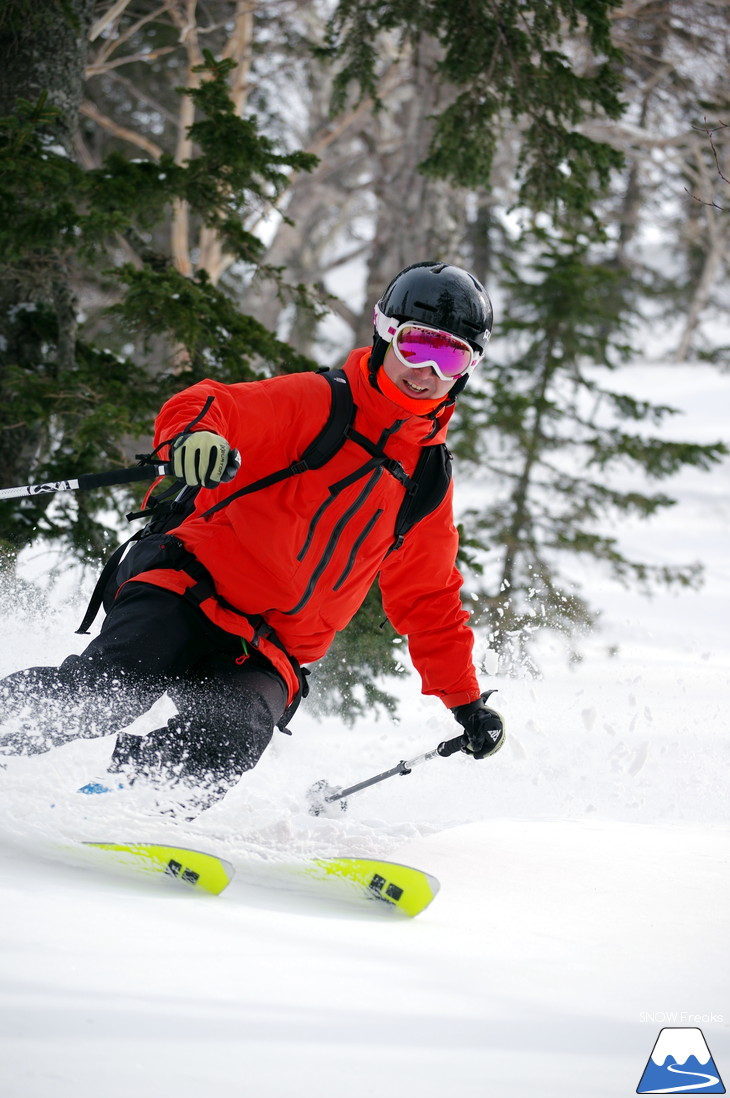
[132,348,481,709]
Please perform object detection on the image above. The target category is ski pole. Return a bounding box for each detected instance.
[0,450,241,500]
[307,732,467,815]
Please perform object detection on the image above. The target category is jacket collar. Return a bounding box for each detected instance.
[341,347,454,445]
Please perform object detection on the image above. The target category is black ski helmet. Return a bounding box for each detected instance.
[376,261,493,352]
[370,262,493,394]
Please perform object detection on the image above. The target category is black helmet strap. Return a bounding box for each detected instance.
[369,334,389,373]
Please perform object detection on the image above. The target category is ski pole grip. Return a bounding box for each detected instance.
[221,448,241,483]
[437,734,466,757]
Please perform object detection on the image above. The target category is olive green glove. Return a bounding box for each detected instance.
[170,431,232,488]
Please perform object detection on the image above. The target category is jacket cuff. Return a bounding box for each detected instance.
[440,688,483,710]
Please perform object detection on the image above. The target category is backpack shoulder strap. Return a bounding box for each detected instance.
[75,536,137,634]
[298,368,355,468]
[391,444,452,551]
[198,368,354,519]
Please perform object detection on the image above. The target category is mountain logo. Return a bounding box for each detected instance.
[637,1027,725,1093]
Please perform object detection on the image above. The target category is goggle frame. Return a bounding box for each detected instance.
[374,306,485,381]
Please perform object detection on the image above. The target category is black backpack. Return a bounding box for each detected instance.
[77,368,452,634]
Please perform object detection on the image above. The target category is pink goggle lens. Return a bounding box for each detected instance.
[394,324,473,379]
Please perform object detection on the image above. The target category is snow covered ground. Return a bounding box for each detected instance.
[0,364,728,1098]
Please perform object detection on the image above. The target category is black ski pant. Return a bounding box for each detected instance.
[0,581,288,803]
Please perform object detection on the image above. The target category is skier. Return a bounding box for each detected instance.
[0,261,504,814]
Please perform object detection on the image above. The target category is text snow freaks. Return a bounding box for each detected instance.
[640,1013,724,1025]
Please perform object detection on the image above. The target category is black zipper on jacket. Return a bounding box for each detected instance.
[332,509,384,592]
[297,495,335,563]
[285,468,383,615]
[296,418,408,562]
[296,459,383,562]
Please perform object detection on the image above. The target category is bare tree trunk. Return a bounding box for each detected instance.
[238,17,383,357]
[358,35,465,346]
[673,215,727,362]
[241,31,467,360]
[197,0,257,282]
[169,0,203,277]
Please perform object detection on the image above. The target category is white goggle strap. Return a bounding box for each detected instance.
[373,305,399,342]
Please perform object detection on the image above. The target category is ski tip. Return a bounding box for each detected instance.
[83,842,235,895]
[310,857,441,917]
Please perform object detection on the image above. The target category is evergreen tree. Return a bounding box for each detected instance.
[309,585,405,726]
[454,230,728,671]
[0,46,317,561]
[0,0,94,558]
[321,0,625,225]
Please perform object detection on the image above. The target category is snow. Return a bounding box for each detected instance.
[1,364,729,1098]
[650,1028,714,1067]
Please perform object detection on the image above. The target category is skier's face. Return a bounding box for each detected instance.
[381,344,455,401]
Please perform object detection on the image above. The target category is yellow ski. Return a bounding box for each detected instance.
[80,844,439,915]
[84,842,234,895]
[300,857,440,917]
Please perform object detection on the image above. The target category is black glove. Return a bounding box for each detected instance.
[170,430,232,488]
[451,690,505,759]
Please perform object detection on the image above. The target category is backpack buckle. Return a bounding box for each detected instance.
[382,457,414,492]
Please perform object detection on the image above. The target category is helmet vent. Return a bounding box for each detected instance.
[414,299,436,312]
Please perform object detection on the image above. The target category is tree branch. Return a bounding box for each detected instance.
[86,44,178,77]
[79,99,163,160]
[89,2,172,69]
[90,0,136,42]
[685,118,729,212]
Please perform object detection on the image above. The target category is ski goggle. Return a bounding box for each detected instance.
[374,307,484,381]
